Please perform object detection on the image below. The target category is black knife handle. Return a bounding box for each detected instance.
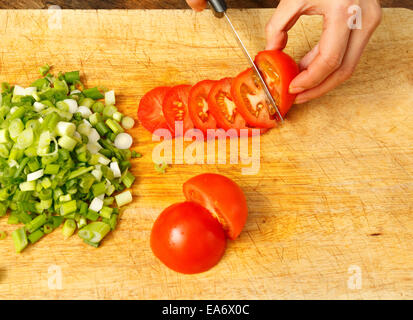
[208,0,227,17]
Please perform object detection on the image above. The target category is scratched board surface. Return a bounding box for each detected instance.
[0,9,412,299]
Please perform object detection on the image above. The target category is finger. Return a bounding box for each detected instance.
[294,1,382,103]
[298,43,319,70]
[294,28,372,103]
[186,0,207,12]
[265,1,306,50]
[289,10,352,94]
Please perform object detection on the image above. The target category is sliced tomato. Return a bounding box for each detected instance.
[138,86,170,133]
[188,80,217,134]
[254,50,299,118]
[207,78,268,136]
[150,201,227,274]
[183,173,248,240]
[162,85,194,136]
[207,78,246,131]
[231,68,277,128]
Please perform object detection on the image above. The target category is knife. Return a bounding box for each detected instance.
[208,0,283,122]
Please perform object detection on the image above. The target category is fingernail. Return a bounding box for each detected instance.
[294,97,308,104]
[289,86,305,94]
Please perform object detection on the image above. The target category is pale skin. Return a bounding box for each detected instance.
[186,0,382,104]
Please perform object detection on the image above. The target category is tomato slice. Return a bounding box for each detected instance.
[231,68,277,128]
[138,86,171,133]
[254,50,299,118]
[207,78,268,136]
[207,78,247,131]
[162,85,194,136]
[150,201,227,274]
[183,173,248,240]
[188,80,217,134]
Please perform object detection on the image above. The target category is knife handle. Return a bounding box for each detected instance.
[208,0,227,17]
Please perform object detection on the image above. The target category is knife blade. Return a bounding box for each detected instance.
[208,0,283,122]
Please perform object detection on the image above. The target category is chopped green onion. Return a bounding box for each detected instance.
[115,190,132,207]
[58,135,77,151]
[62,219,76,239]
[78,221,110,245]
[28,229,44,244]
[83,87,104,100]
[12,228,28,253]
[121,116,135,130]
[25,214,47,233]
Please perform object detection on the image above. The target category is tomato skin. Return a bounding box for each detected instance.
[188,80,217,135]
[138,86,171,133]
[231,68,277,128]
[162,85,194,136]
[150,201,227,274]
[254,50,299,117]
[183,173,248,240]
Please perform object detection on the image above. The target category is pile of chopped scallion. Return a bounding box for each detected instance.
[0,65,140,252]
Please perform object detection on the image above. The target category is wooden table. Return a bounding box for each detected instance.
[0,0,412,9]
[0,8,412,300]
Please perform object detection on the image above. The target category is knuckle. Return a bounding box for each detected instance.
[320,52,343,71]
[337,66,354,81]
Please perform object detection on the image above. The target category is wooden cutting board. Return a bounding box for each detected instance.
[0,8,412,300]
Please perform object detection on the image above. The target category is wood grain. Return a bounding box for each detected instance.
[0,0,411,9]
[0,8,412,300]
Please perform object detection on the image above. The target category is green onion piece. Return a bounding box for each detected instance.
[78,221,110,244]
[52,216,64,229]
[20,181,36,191]
[86,209,100,221]
[39,64,50,76]
[95,122,110,136]
[28,229,44,244]
[12,228,28,253]
[25,214,47,233]
[58,135,77,151]
[64,71,80,84]
[121,116,135,130]
[60,200,77,216]
[91,181,106,197]
[43,223,54,234]
[115,190,132,207]
[68,166,93,180]
[112,111,123,122]
[83,87,104,100]
[121,171,135,188]
[62,219,76,239]
[92,101,105,113]
[105,119,124,134]
[44,163,60,175]
[99,206,113,219]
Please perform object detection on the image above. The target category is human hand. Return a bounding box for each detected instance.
[265,0,382,103]
[186,0,382,104]
[185,0,208,12]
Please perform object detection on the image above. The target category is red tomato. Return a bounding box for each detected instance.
[207,78,268,137]
[254,50,299,118]
[231,68,277,128]
[138,86,170,133]
[183,173,248,240]
[150,201,227,274]
[162,85,194,136]
[207,78,247,131]
[188,80,217,134]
